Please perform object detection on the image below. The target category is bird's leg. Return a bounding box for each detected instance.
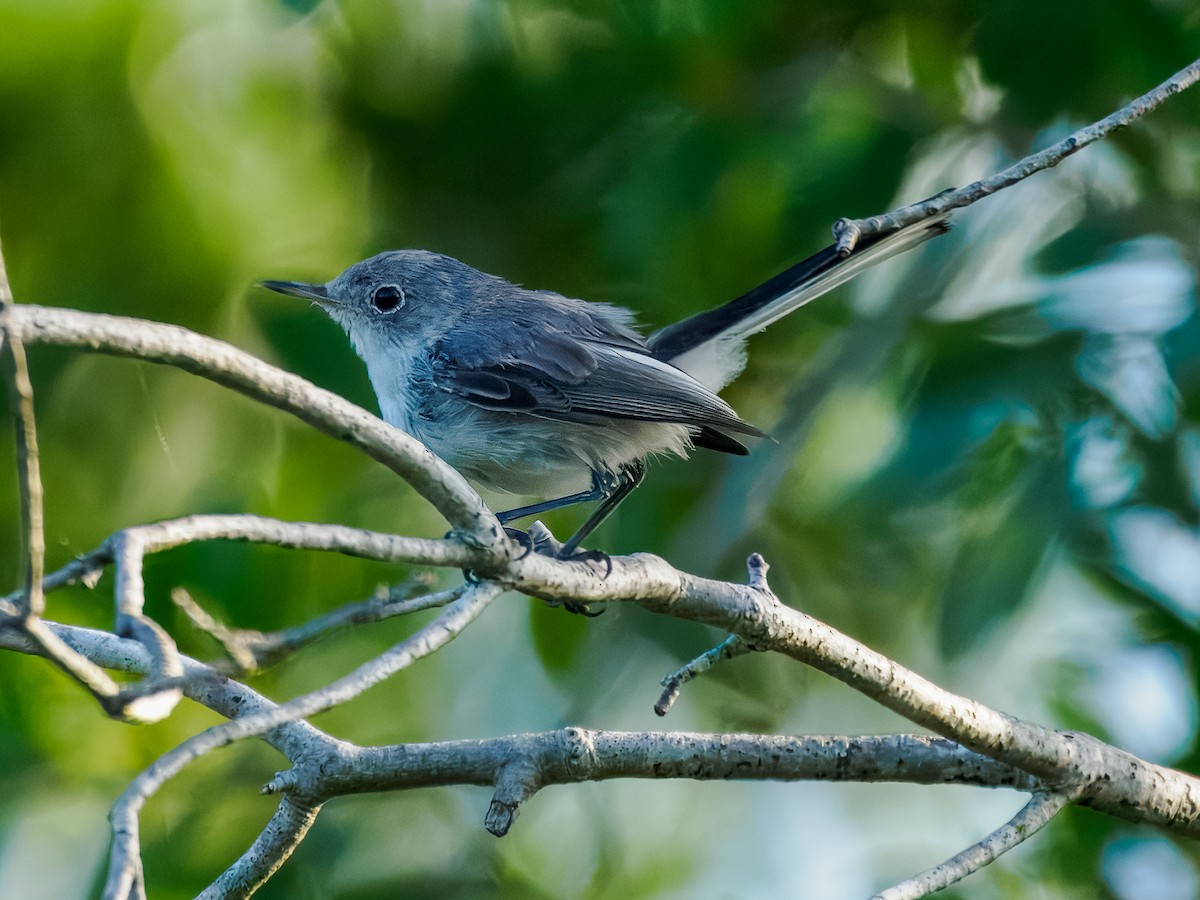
[493,462,646,591]
[495,476,610,524]
[518,463,645,616]
[559,460,646,558]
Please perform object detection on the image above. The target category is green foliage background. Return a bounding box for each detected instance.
[0,1,1198,897]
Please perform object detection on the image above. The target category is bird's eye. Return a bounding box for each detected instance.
[371,284,406,313]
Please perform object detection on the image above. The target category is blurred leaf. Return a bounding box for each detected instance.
[938,424,1066,655]
[1078,334,1179,439]
[1109,507,1200,622]
[1067,415,1142,510]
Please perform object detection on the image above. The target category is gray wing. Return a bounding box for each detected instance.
[430,319,765,452]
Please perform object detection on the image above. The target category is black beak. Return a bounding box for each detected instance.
[260,280,331,302]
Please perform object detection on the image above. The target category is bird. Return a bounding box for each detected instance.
[263,218,948,558]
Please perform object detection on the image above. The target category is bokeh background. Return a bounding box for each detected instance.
[1,1,1199,897]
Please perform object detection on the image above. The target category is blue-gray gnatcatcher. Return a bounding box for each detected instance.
[264,219,947,556]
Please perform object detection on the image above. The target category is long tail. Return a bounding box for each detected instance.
[648,217,950,389]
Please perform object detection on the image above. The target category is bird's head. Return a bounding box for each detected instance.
[262,249,483,357]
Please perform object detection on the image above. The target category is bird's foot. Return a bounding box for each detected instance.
[560,599,605,617]
[454,526,534,583]
[503,527,534,559]
[553,546,611,615]
[520,522,609,615]
[525,522,613,578]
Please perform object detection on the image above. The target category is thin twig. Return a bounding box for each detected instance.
[106,532,185,722]
[1,544,110,606]
[197,795,322,900]
[655,634,754,716]
[171,588,260,671]
[0,618,336,759]
[5,514,483,612]
[111,514,483,566]
[4,513,488,721]
[873,791,1073,899]
[103,582,501,899]
[0,235,136,711]
[0,234,44,620]
[173,578,463,672]
[833,56,1200,253]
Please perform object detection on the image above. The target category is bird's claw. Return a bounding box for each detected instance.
[548,541,611,615]
[460,520,611,613]
[560,599,605,617]
[504,527,534,558]
[524,526,607,614]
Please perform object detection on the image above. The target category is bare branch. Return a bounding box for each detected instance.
[303,730,1040,799]
[655,633,754,716]
[5,616,1058,896]
[0,619,333,758]
[0,291,44,618]
[171,588,260,670]
[174,578,463,671]
[500,552,1200,834]
[6,514,484,614]
[1,544,109,605]
[198,796,322,900]
[834,56,1200,252]
[4,514,484,718]
[0,620,1047,804]
[873,791,1073,900]
[8,304,502,542]
[103,582,502,897]
[0,508,498,729]
[0,615,1184,899]
[0,233,141,712]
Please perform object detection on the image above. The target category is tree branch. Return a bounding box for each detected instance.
[2,514,486,719]
[102,582,501,899]
[0,248,43,619]
[833,56,1200,252]
[873,791,1073,899]
[172,576,462,672]
[8,305,501,543]
[4,616,1052,898]
[0,230,142,713]
[5,514,482,611]
[197,795,323,900]
[504,552,1200,834]
[0,618,1041,801]
[655,633,755,716]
